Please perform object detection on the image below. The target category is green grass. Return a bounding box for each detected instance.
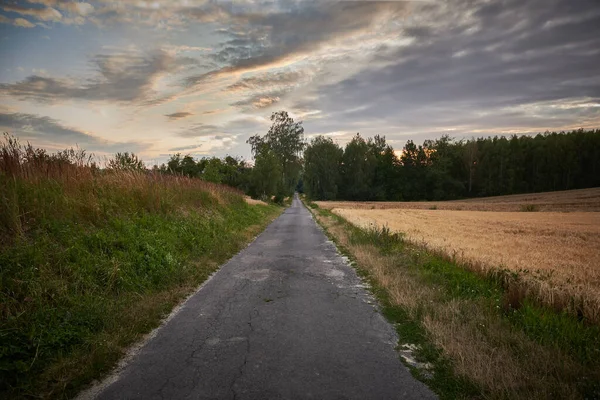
[0,142,280,398]
[308,205,600,399]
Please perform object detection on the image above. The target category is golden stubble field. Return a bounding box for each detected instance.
[317,188,600,322]
[317,187,600,212]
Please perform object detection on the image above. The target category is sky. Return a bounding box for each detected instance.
[1,0,599,165]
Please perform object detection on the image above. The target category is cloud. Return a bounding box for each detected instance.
[1,1,103,26]
[13,18,36,28]
[59,2,94,16]
[2,0,600,159]
[176,117,268,139]
[0,112,148,153]
[178,123,222,138]
[0,50,177,104]
[225,70,306,92]
[165,45,211,54]
[183,1,407,87]
[296,0,600,139]
[3,4,62,22]
[232,93,282,109]
[167,144,202,152]
[165,111,193,120]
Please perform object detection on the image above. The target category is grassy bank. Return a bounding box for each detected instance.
[305,200,600,399]
[0,139,280,399]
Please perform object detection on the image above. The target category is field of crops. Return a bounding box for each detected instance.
[316,187,600,212]
[318,188,600,323]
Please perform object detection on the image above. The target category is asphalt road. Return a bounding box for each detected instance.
[89,195,436,400]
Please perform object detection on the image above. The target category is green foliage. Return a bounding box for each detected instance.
[303,136,342,200]
[305,134,402,201]
[247,111,305,198]
[249,148,282,200]
[0,202,275,397]
[159,154,252,192]
[107,152,145,171]
[339,134,375,200]
[350,224,405,254]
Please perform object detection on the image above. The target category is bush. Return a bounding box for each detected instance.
[520,204,539,212]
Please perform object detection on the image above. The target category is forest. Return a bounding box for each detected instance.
[303,128,600,201]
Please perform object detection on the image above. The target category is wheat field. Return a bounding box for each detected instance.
[316,187,600,212]
[322,189,600,323]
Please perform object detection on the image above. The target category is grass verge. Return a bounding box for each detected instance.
[305,201,600,399]
[0,139,281,399]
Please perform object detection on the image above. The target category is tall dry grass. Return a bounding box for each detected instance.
[0,134,243,241]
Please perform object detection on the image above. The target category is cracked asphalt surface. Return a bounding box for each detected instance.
[93,195,436,400]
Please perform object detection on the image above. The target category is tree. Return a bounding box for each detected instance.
[399,140,428,200]
[249,149,282,200]
[202,158,225,183]
[368,135,401,200]
[339,134,375,200]
[304,136,343,200]
[462,139,478,194]
[107,152,145,171]
[247,111,305,197]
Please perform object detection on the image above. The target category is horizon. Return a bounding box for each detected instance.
[1,0,600,165]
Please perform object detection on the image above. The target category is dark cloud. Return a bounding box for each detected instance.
[165,111,193,120]
[2,3,62,22]
[0,112,148,153]
[0,50,177,104]
[185,1,408,86]
[299,0,600,138]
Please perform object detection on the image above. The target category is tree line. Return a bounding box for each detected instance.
[113,110,598,203]
[303,128,600,201]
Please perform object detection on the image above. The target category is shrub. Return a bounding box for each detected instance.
[520,204,539,212]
